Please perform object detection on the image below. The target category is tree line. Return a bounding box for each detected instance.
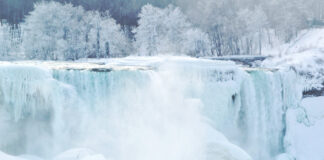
[0,0,324,60]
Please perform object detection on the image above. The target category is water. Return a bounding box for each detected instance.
[0,58,302,160]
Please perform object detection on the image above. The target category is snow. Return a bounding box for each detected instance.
[285,96,324,160]
[0,149,109,160]
[0,151,26,160]
[262,28,324,57]
[0,56,278,75]
[0,56,234,71]
[283,29,324,54]
[0,60,150,72]
[54,148,107,160]
[262,28,324,91]
[275,153,295,160]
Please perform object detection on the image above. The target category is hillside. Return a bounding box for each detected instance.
[263,28,324,95]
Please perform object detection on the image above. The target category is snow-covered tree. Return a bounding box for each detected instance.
[160,6,191,54]
[183,28,211,57]
[23,2,87,60]
[3,0,323,58]
[133,4,164,56]
[175,0,272,56]
[87,11,132,58]
[236,6,268,55]
[263,0,308,42]
[0,23,11,57]
[134,4,211,56]
[22,1,131,60]
[0,22,22,59]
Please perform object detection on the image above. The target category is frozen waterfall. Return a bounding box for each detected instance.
[0,57,302,160]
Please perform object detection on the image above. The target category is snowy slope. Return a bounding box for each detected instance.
[284,29,324,54]
[0,151,26,160]
[262,28,324,92]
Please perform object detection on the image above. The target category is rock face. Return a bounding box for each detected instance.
[303,86,324,97]
[205,55,268,66]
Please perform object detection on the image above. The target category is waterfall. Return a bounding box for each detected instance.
[0,58,302,160]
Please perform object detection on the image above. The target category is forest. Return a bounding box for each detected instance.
[0,0,324,60]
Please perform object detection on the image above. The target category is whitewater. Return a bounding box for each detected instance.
[0,57,305,160]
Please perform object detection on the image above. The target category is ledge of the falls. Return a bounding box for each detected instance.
[0,56,319,98]
[203,55,269,67]
[0,60,153,72]
[0,56,278,73]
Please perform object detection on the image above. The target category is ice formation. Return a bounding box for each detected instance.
[0,57,305,160]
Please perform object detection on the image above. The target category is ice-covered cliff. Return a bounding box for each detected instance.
[0,57,306,160]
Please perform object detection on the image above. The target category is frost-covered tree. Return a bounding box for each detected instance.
[160,6,191,54]
[306,0,324,24]
[0,0,175,26]
[183,29,211,57]
[22,1,130,60]
[263,0,308,42]
[134,4,211,56]
[3,0,323,57]
[87,11,132,58]
[236,6,268,55]
[0,22,22,59]
[175,0,272,56]
[23,2,88,60]
[0,23,11,57]
[134,4,164,56]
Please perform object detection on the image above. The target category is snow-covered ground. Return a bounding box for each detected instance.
[0,148,107,160]
[285,96,324,160]
[0,56,275,74]
[262,28,324,92]
[0,151,26,160]
[0,56,230,68]
[284,29,324,54]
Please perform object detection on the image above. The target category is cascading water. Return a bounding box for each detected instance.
[0,57,302,160]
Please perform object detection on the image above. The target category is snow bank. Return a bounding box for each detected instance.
[0,148,108,160]
[285,96,324,160]
[0,56,234,72]
[0,151,26,160]
[54,148,107,160]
